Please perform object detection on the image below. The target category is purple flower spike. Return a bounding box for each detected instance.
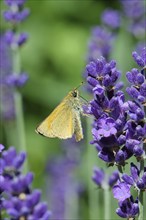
[121,0,144,19]
[87,27,113,61]
[101,9,121,29]
[0,34,16,120]
[92,167,105,187]
[112,181,131,202]
[121,0,145,38]
[1,145,51,219]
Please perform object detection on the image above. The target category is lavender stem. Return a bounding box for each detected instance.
[104,186,110,220]
[138,159,144,220]
[87,117,99,219]
[12,44,28,172]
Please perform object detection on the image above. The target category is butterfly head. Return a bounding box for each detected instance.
[71,89,79,98]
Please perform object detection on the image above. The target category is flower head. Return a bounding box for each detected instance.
[0,35,16,120]
[0,145,51,219]
[101,9,121,29]
[116,196,139,218]
[121,0,145,38]
[86,46,146,166]
[87,27,113,61]
[3,0,30,23]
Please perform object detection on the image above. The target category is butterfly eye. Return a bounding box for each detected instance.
[72,90,77,97]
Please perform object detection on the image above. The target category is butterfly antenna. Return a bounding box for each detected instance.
[74,81,84,90]
[79,95,89,104]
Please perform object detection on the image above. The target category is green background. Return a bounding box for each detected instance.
[1,0,145,219]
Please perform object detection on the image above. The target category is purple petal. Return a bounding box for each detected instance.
[116,207,127,218]
[122,174,134,186]
[112,182,131,202]
[130,163,139,182]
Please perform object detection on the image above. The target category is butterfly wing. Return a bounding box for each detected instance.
[36,101,74,139]
[73,111,83,142]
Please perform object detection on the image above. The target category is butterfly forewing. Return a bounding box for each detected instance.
[36,101,74,139]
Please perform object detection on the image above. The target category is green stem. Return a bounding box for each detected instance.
[104,186,110,220]
[86,117,99,220]
[65,184,79,219]
[138,159,144,220]
[12,44,28,172]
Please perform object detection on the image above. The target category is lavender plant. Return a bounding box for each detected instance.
[46,140,83,220]
[85,46,146,219]
[121,0,145,40]
[1,0,29,153]
[0,2,52,219]
[0,35,15,121]
[0,144,51,219]
[84,0,145,218]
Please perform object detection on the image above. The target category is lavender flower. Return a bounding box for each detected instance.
[83,7,121,93]
[121,0,144,19]
[87,27,113,62]
[86,46,145,218]
[132,47,146,68]
[5,30,28,47]
[1,0,29,122]
[4,72,29,87]
[86,46,146,167]
[108,171,120,187]
[92,167,104,187]
[121,0,145,38]
[0,34,15,120]
[86,7,121,63]
[47,157,79,220]
[101,9,121,29]
[2,0,29,86]
[4,0,30,23]
[112,181,131,202]
[84,0,145,217]
[116,196,139,218]
[92,167,119,188]
[122,163,146,191]
[46,140,83,220]
[126,53,146,106]
[0,145,51,219]
[86,57,130,164]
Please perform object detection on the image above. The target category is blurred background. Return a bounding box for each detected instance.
[0,0,145,219]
